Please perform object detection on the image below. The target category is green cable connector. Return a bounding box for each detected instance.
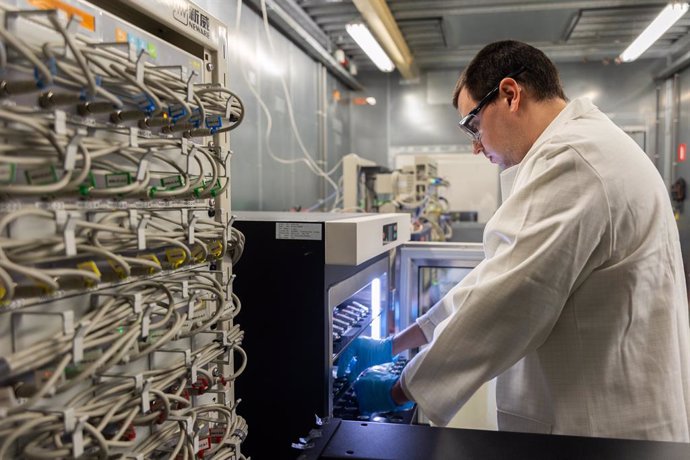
[78,172,96,196]
[78,184,92,196]
[192,182,205,198]
[193,177,222,198]
[210,179,221,197]
[105,171,132,188]
[25,165,57,185]
[149,175,185,198]
[64,363,84,380]
[0,163,16,184]
[160,174,184,189]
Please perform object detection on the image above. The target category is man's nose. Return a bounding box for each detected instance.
[472,139,484,155]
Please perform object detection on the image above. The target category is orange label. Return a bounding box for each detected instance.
[115,27,127,42]
[28,0,96,32]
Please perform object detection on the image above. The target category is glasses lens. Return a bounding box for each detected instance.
[459,114,480,141]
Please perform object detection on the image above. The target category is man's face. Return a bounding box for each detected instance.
[457,87,519,168]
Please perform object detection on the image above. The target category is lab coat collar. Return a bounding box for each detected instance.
[499,165,519,202]
[522,97,596,164]
[498,97,597,200]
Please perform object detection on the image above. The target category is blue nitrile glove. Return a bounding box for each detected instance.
[354,363,414,415]
[336,336,393,381]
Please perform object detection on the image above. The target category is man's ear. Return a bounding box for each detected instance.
[500,78,521,112]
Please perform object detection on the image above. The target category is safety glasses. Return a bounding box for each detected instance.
[458,66,527,142]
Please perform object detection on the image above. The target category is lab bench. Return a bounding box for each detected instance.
[297,419,690,460]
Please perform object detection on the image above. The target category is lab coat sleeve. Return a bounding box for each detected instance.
[416,298,452,342]
[400,146,612,426]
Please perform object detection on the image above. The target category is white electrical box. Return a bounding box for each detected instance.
[326,213,411,265]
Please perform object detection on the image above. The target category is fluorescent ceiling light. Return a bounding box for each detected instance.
[346,22,395,72]
[619,2,689,62]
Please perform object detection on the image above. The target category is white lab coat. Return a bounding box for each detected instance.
[400,98,690,441]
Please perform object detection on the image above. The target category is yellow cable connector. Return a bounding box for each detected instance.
[108,258,127,280]
[77,260,101,287]
[137,254,162,274]
[28,276,55,295]
[165,247,187,269]
[191,243,206,263]
[208,240,224,259]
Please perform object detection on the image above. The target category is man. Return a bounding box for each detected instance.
[345,40,690,441]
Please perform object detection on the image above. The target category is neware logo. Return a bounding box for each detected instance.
[173,1,188,25]
[188,7,210,39]
[172,3,210,39]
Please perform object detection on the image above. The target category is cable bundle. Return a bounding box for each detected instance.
[1,272,243,395]
[0,6,248,459]
[0,110,230,198]
[0,11,244,134]
[0,10,242,198]
[0,336,247,459]
[228,226,246,265]
[0,208,246,303]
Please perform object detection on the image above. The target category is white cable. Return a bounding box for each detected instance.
[0,22,53,85]
[47,12,97,98]
[235,0,341,209]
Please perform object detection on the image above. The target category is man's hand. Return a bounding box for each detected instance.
[336,336,393,381]
[353,363,414,415]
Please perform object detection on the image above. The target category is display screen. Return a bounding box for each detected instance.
[382,222,398,243]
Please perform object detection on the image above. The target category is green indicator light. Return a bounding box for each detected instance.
[147,42,158,59]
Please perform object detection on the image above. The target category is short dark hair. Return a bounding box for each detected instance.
[452,40,566,109]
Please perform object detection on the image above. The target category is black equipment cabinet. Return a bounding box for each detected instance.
[233,212,400,459]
